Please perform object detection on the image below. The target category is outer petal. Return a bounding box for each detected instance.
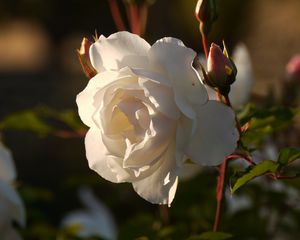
[76,68,134,128]
[85,128,132,183]
[132,139,179,205]
[2,226,22,240]
[185,101,239,166]
[175,116,193,166]
[0,143,16,182]
[90,32,151,72]
[149,37,208,119]
[0,180,25,227]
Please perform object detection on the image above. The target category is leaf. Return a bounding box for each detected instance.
[0,110,53,136]
[277,147,300,166]
[188,232,232,240]
[231,160,279,193]
[238,105,299,146]
[0,107,84,137]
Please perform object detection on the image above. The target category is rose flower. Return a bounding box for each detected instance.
[76,32,238,205]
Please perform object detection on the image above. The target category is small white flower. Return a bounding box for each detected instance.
[76,31,238,205]
[0,143,25,240]
[61,187,117,240]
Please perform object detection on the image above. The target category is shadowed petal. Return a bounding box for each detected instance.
[0,143,16,182]
[0,180,25,227]
[85,128,131,183]
[132,139,179,205]
[149,37,208,119]
[185,101,239,166]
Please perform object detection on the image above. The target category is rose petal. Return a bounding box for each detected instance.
[1,226,22,240]
[123,112,176,170]
[132,139,179,205]
[85,128,132,183]
[149,37,208,119]
[0,180,25,227]
[76,68,135,128]
[0,143,16,182]
[175,116,193,166]
[138,76,180,119]
[90,32,151,72]
[185,101,239,166]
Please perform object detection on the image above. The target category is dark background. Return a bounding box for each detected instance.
[1,0,300,234]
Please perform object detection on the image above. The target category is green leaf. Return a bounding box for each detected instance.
[277,147,300,166]
[238,105,299,146]
[188,232,232,240]
[231,160,279,193]
[0,107,84,137]
[0,110,53,136]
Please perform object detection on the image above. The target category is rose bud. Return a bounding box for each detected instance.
[77,37,97,79]
[207,43,237,95]
[286,54,300,82]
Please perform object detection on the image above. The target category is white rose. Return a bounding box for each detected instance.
[76,31,239,205]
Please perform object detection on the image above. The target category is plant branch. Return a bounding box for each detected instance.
[108,0,127,31]
[213,159,228,232]
[125,2,141,35]
[200,23,209,59]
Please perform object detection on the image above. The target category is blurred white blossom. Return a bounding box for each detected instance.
[61,187,117,240]
[0,142,25,240]
[229,43,254,108]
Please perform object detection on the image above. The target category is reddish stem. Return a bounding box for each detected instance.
[227,153,256,166]
[159,205,169,225]
[139,3,149,36]
[225,95,242,136]
[53,129,86,138]
[108,0,127,31]
[213,159,228,232]
[200,23,209,59]
[126,2,141,35]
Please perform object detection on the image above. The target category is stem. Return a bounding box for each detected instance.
[108,0,127,31]
[224,94,242,136]
[125,2,141,35]
[212,94,242,232]
[213,159,227,232]
[200,23,209,59]
[139,3,149,36]
[227,153,256,166]
[159,205,169,225]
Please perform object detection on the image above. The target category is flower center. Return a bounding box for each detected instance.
[111,96,150,144]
